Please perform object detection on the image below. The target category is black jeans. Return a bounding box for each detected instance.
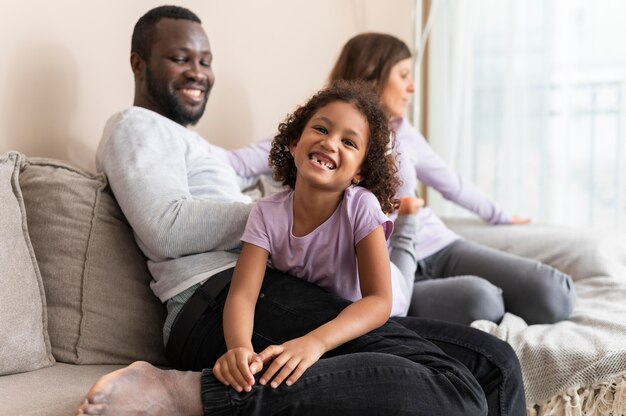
[170,270,524,415]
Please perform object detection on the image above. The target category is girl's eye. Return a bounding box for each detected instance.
[342,139,356,148]
[171,57,186,64]
[200,60,212,67]
[313,126,328,134]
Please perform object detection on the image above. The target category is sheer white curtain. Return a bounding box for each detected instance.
[425,0,626,230]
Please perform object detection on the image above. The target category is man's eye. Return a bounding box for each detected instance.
[171,57,186,63]
[200,60,212,67]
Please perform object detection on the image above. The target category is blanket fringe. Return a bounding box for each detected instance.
[528,374,626,416]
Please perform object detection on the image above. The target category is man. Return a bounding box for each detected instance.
[76,6,524,416]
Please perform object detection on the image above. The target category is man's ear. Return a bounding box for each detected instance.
[130,52,146,81]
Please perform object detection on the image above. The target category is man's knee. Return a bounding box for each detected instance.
[410,276,505,325]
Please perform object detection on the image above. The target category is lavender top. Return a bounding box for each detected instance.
[242,186,396,310]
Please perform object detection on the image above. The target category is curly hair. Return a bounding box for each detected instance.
[269,80,400,214]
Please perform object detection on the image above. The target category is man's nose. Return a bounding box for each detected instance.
[185,61,209,81]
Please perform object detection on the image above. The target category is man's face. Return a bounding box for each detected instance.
[137,18,215,126]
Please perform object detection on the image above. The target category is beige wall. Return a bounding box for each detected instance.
[0,0,415,171]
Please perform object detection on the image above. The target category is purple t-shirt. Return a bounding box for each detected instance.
[242,186,393,303]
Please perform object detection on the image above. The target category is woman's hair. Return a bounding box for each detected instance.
[269,80,400,214]
[328,33,412,98]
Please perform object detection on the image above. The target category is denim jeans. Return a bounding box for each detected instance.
[410,239,576,325]
[171,269,524,415]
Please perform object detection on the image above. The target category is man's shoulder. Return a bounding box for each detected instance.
[106,107,180,130]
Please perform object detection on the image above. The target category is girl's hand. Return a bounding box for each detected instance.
[511,215,531,225]
[256,335,326,388]
[213,347,263,393]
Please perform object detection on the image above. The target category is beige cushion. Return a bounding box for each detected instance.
[0,152,54,375]
[19,157,168,365]
[0,363,125,416]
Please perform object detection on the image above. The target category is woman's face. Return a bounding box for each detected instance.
[380,58,415,118]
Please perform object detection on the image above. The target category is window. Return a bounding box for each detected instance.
[426,0,626,229]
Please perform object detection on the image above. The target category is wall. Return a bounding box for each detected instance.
[0,0,415,171]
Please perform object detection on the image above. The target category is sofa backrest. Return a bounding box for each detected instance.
[19,156,168,365]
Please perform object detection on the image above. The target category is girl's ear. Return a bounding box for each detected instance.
[352,174,362,185]
[289,140,298,157]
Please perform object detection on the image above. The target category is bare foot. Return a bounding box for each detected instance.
[399,197,424,216]
[75,361,203,415]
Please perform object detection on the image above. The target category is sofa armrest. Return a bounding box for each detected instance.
[443,217,626,281]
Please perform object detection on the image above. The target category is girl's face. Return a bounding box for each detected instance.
[290,101,369,193]
[381,58,415,118]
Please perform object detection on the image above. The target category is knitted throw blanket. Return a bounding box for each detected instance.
[472,276,626,415]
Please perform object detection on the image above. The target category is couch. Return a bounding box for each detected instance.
[1,151,625,416]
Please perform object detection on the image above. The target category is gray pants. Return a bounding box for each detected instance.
[405,239,576,325]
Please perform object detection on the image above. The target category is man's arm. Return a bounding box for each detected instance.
[98,112,252,260]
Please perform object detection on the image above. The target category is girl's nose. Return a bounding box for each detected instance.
[320,135,339,151]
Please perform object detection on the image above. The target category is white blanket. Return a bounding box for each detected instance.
[445,218,626,414]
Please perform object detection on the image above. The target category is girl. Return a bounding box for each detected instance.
[214,80,404,393]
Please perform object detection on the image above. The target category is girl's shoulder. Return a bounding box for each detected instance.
[256,189,293,208]
[343,186,381,211]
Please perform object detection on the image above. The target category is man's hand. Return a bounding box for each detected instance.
[213,347,263,393]
[256,335,326,388]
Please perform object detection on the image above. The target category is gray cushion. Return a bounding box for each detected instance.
[0,152,54,375]
[19,157,168,365]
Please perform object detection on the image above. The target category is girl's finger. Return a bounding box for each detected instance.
[257,345,283,363]
[270,356,300,388]
[260,352,289,385]
[285,361,310,386]
[212,362,228,386]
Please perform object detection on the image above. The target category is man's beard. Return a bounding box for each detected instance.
[146,68,208,126]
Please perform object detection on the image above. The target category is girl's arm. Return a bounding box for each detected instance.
[256,225,392,388]
[214,242,269,392]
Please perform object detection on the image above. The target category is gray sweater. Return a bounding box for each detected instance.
[96,107,253,301]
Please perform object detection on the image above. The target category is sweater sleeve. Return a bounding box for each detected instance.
[226,138,273,178]
[97,111,253,261]
[399,121,512,224]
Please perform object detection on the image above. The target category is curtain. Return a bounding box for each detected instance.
[426,0,626,230]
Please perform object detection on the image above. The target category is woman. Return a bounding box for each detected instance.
[328,32,576,325]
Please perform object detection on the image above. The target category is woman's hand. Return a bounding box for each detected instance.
[510,215,531,225]
[256,335,327,388]
[213,347,263,393]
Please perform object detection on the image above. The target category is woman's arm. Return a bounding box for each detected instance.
[397,120,519,224]
[256,225,392,388]
[214,243,269,392]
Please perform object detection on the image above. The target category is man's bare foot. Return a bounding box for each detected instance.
[399,197,424,216]
[75,361,203,416]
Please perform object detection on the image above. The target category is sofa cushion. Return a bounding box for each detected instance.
[0,152,54,375]
[19,157,167,365]
[0,363,125,416]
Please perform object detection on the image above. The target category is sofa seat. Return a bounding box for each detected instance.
[0,363,124,416]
